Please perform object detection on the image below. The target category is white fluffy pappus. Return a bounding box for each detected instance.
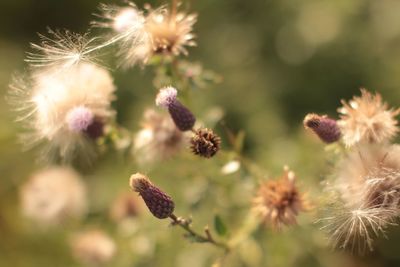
[71,229,116,266]
[9,62,116,163]
[132,108,186,164]
[155,86,177,108]
[26,29,101,70]
[337,89,400,147]
[93,2,197,68]
[20,167,87,226]
[321,144,400,253]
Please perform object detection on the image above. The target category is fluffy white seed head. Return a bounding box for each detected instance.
[20,167,87,226]
[321,144,400,253]
[113,7,144,32]
[10,62,116,163]
[93,2,197,68]
[335,144,400,204]
[320,202,397,254]
[71,230,116,266]
[26,30,99,70]
[155,86,177,108]
[338,89,400,147]
[132,109,186,164]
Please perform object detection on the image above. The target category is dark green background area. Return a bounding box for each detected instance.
[1,0,400,266]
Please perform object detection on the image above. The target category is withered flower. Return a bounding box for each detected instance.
[321,144,400,253]
[253,167,310,229]
[71,229,116,266]
[190,128,221,158]
[110,192,141,222]
[133,109,185,164]
[338,89,400,147]
[94,2,196,68]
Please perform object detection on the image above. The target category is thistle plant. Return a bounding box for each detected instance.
[305,88,400,254]
[9,0,318,266]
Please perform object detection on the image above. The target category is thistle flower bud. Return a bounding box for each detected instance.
[168,100,196,131]
[129,173,174,219]
[190,128,221,158]
[84,118,105,139]
[155,86,178,107]
[156,86,196,131]
[66,106,94,133]
[303,113,341,143]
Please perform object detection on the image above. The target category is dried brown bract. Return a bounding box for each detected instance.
[252,167,310,229]
[190,128,221,158]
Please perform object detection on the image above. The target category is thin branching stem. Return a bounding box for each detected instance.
[171,0,178,17]
[169,214,230,252]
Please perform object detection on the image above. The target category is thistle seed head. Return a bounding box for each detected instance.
[252,167,310,229]
[303,113,341,143]
[337,89,400,147]
[71,230,116,266]
[132,109,185,164]
[190,128,221,158]
[129,173,174,219]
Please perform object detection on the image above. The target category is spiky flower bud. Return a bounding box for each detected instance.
[303,113,341,143]
[190,128,221,158]
[129,173,174,219]
[156,86,196,131]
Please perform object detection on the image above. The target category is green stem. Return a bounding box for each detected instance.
[169,214,230,252]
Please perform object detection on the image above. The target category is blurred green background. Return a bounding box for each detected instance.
[2,0,400,266]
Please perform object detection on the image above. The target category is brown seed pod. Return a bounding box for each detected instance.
[190,128,221,158]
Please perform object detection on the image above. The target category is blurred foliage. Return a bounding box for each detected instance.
[2,0,400,267]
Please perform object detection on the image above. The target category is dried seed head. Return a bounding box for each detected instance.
[321,144,400,253]
[190,128,221,158]
[20,167,87,226]
[252,167,310,229]
[337,89,400,147]
[133,109,185,164]
[9,62,116,163]
[93,3,197,68]
[129,173,174,219]
[71,230,116,266]
[304,113,341,143]
[110,192,141,222]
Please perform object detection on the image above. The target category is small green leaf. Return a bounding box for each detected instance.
[214,215,228,236]
[234,131,246,153]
